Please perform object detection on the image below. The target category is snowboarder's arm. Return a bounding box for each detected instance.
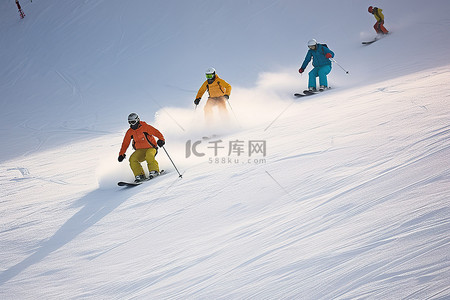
[119,130,132,156]
[145,124,164,142]
[301,50,312,70]
[377,9,385,21]
[195,81,208,100]
[323,46,334,59]
[221,79,232,97]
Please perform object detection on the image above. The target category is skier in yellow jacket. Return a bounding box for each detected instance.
[194,67,232,124]
[368,6,389,35]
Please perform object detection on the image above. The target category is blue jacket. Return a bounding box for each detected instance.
[301,44,334,69]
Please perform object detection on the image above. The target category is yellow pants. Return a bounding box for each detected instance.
[129,148,159,176]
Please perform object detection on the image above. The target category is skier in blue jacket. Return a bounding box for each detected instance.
[299,39,334,92]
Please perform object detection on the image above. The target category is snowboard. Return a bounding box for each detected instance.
[118,170,165,187]
[294,88,329,97]
[362,39,378,45]
[362,33,389,45]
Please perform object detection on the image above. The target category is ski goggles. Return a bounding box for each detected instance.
[128,120,138,125]
[206,73,214,79]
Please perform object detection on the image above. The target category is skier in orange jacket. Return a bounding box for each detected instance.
[194,67,232,124]
[118,113,165,182]
[368,6,389,35]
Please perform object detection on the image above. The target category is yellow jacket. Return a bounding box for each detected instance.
[373,7,385,22]
[195,75,231,99]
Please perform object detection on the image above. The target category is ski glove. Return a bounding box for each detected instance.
[157,139,165,147]
[118,154,126,162]
[326,53,332,59]
[299,68,304,74]
[194,98,200,105]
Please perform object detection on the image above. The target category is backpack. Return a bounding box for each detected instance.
[319,43,332,56]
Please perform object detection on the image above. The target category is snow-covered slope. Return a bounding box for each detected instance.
[1,0,450,299]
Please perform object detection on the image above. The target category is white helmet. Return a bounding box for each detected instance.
[307,39,317,48]
[205,67,216,75]
[128,113,140,125]
[205,67,216,80]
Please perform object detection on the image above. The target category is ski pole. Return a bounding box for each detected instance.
[226,98,241,128]
[330,58,349,74]
[162,146,182,178]
[190,104,198,125]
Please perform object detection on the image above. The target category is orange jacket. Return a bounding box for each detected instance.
[119,121,164,155]
[195,75,231,99]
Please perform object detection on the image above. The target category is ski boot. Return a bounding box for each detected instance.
[148,170,159,179]
[134,174,146,183]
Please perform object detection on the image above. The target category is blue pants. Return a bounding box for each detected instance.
[308,65,332,89]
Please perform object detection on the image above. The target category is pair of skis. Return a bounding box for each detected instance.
[118,170,165,187]
[294,88,329,98]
